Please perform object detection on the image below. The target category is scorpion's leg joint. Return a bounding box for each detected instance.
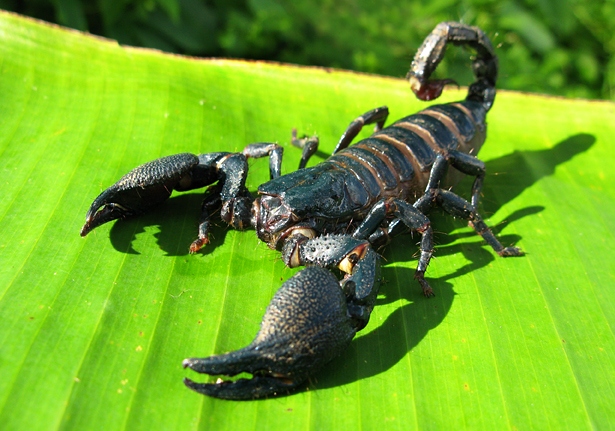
[290,234,381,329]
[280,227,316,268]
[220,193,252,231]
[296,234,367,268]
[445,150,486,208]
[338,241,370,274]
[342,244,381,330]
[414,270,435,298]
[498,246,524,257]
[437,189,523,257]
[291,130,319,170]
[189,153,253,252]
[354,198,436,296]
[242,143,283,180]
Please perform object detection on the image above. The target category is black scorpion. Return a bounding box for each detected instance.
[81,22,523,400]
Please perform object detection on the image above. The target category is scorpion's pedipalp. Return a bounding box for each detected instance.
[182,350,300,400]
[183,267,357,400]
[80,153,201,236]
[80,152,258,252]
[290,234,382,329]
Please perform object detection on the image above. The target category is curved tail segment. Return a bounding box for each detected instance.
[407,22,498,111]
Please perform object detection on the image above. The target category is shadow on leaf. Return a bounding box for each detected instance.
[307,132,594,391]
[108,193,231,256]
[101,133,594,394]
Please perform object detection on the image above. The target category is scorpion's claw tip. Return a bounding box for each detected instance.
[80,204,122,236]
[498,246,524,257]
[182,375,296,401]
[81,188,133,236]
[189,238,209,254]
[183,267,357,400]
[182,358,194,369]
[80,222,92,237]
[182,353,300,400]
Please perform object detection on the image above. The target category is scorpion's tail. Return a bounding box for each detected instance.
[407,22,498,111]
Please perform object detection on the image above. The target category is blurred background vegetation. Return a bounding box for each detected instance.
[2,0,614,100]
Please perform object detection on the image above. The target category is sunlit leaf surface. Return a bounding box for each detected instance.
[1,11,614,431]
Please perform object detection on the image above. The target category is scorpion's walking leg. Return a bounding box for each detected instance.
[353,198,436,297]
[194,142,289,250]
[290,131,320,169]
[436,190,522,256]
[288,105,389,169]
[415,154,523,257]
[242,143,283,179]
[333,106,389,154]
[190,152,254,251]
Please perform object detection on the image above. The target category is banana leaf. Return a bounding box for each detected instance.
[1,11,614,431]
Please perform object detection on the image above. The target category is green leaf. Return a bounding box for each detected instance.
[1,10,614,431]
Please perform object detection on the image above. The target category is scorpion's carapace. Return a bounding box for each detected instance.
[81,22,523,400]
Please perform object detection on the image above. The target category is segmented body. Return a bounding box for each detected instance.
[331,101,486,203]
[258,100,487,235]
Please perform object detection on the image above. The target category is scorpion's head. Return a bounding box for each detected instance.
[253,164,362,248]
[252,193,300,246]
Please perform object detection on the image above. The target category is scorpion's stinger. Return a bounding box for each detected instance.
[183,267,357,400]
[407,22,498,110]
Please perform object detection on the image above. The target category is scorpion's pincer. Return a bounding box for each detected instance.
[182,266,357,400]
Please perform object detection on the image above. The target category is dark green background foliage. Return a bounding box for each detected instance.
[2,0,613,99]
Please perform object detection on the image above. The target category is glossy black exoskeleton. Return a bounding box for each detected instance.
[81,22,523,400]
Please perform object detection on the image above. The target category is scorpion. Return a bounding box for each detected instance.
[81,22,523,400]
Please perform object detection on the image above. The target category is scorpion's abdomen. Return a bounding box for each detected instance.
[330,100,487,205]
